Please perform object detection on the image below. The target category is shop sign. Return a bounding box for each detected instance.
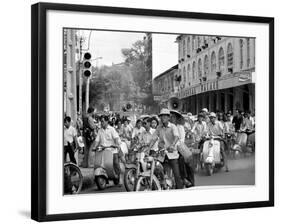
[176,87,196,99]
[199,80,218,93]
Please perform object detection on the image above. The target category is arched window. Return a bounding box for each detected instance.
[183,39,186,58]
[183,67,186,86]
[198,58,202,78]
[197,36,201,48]
[204,55,209,76]
[192,35,196,51]
[192,61,196,79]
[218,47,225,72]
[187,64,191,83]
[246,38,250,67]
[211,51,216,74]
[227,43,233,69]
[187,36,191,55]
[240,39,244,69]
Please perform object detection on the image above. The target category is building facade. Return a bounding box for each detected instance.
[63,29,78,123]
[153,64,178,108]
[154,35,255,115]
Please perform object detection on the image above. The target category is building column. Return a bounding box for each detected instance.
[196,94,199,115]
[224,91,228,113]
[233,87,242,111]
[208,93,212,112]
[216,91,221,112]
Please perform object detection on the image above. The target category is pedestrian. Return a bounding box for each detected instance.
[81,107,96,168]
[64,116,78,164]
[232,109,243,132]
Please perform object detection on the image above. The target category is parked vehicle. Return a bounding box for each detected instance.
[93,146,120,190]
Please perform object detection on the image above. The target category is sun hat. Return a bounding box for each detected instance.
[201,108,208,113]
[159,108,170,116]
[170,110,183,119]
[209,112,217,118]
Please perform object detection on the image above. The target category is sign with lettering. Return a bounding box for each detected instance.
[176,80,218,99]
[200,80,218,93]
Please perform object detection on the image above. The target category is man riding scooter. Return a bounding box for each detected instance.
[91,115,124,190]
[207,112,229,172]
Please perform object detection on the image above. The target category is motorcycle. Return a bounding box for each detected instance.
[134,148,176,191]
[233,129,255,156]
[124,144,149,192]
[201,136,226,176]
[93,145,121,190]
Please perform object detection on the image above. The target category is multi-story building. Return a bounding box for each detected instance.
[153,64,178,108]
[63,29,78,122]
[154,35,255,115]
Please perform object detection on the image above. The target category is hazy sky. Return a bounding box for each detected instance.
[79,30,178,79]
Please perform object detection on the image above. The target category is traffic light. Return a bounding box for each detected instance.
[83,52,92,77]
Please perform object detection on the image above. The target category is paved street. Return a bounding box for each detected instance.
[80,154,255,194]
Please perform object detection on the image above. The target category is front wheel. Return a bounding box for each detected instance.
[124,168,137,192]
[64,163,83,194]
[206,164,213,176]
[95,176,107,190]
[135,175,160,191]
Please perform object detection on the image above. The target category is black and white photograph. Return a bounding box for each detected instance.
[63,29,256,195]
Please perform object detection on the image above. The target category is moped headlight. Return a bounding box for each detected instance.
[146,162,151,169]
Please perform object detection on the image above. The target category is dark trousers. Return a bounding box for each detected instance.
[179,155,195,186]
[64,144,77,164]
[113,153,121,176]
[168,158,184,189]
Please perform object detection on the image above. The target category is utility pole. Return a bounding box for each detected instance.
[85,75,91,111]
[78,37,83,115]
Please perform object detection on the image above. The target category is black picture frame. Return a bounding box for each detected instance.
[31,2,274,222]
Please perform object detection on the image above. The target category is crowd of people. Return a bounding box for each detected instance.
[63,107,255,189]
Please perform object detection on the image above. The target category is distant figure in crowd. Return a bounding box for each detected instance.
[64,116,78,164]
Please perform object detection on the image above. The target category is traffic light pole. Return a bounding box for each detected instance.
[85,75,90,112]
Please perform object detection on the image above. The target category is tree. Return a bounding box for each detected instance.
[121,34,154,112]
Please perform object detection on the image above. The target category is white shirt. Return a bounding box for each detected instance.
[153,122,179,159]
[191,121,208,141]
[177,124,186,144]
[132,126,145,139]
[95,125,121,153]
[64,126,77,146]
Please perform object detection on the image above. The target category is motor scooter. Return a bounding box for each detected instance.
[93,145,121,190]
[124,144,151,191]
[201,136,225,176]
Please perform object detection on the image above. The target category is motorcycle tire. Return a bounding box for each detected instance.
[135,175,160,191]
[206,164,213,176]
[64,163,83,194]
[95,176,107,190]
[113,177,120,186]
[124,168,137,192]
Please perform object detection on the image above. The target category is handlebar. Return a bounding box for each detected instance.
[95,145,118,151]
